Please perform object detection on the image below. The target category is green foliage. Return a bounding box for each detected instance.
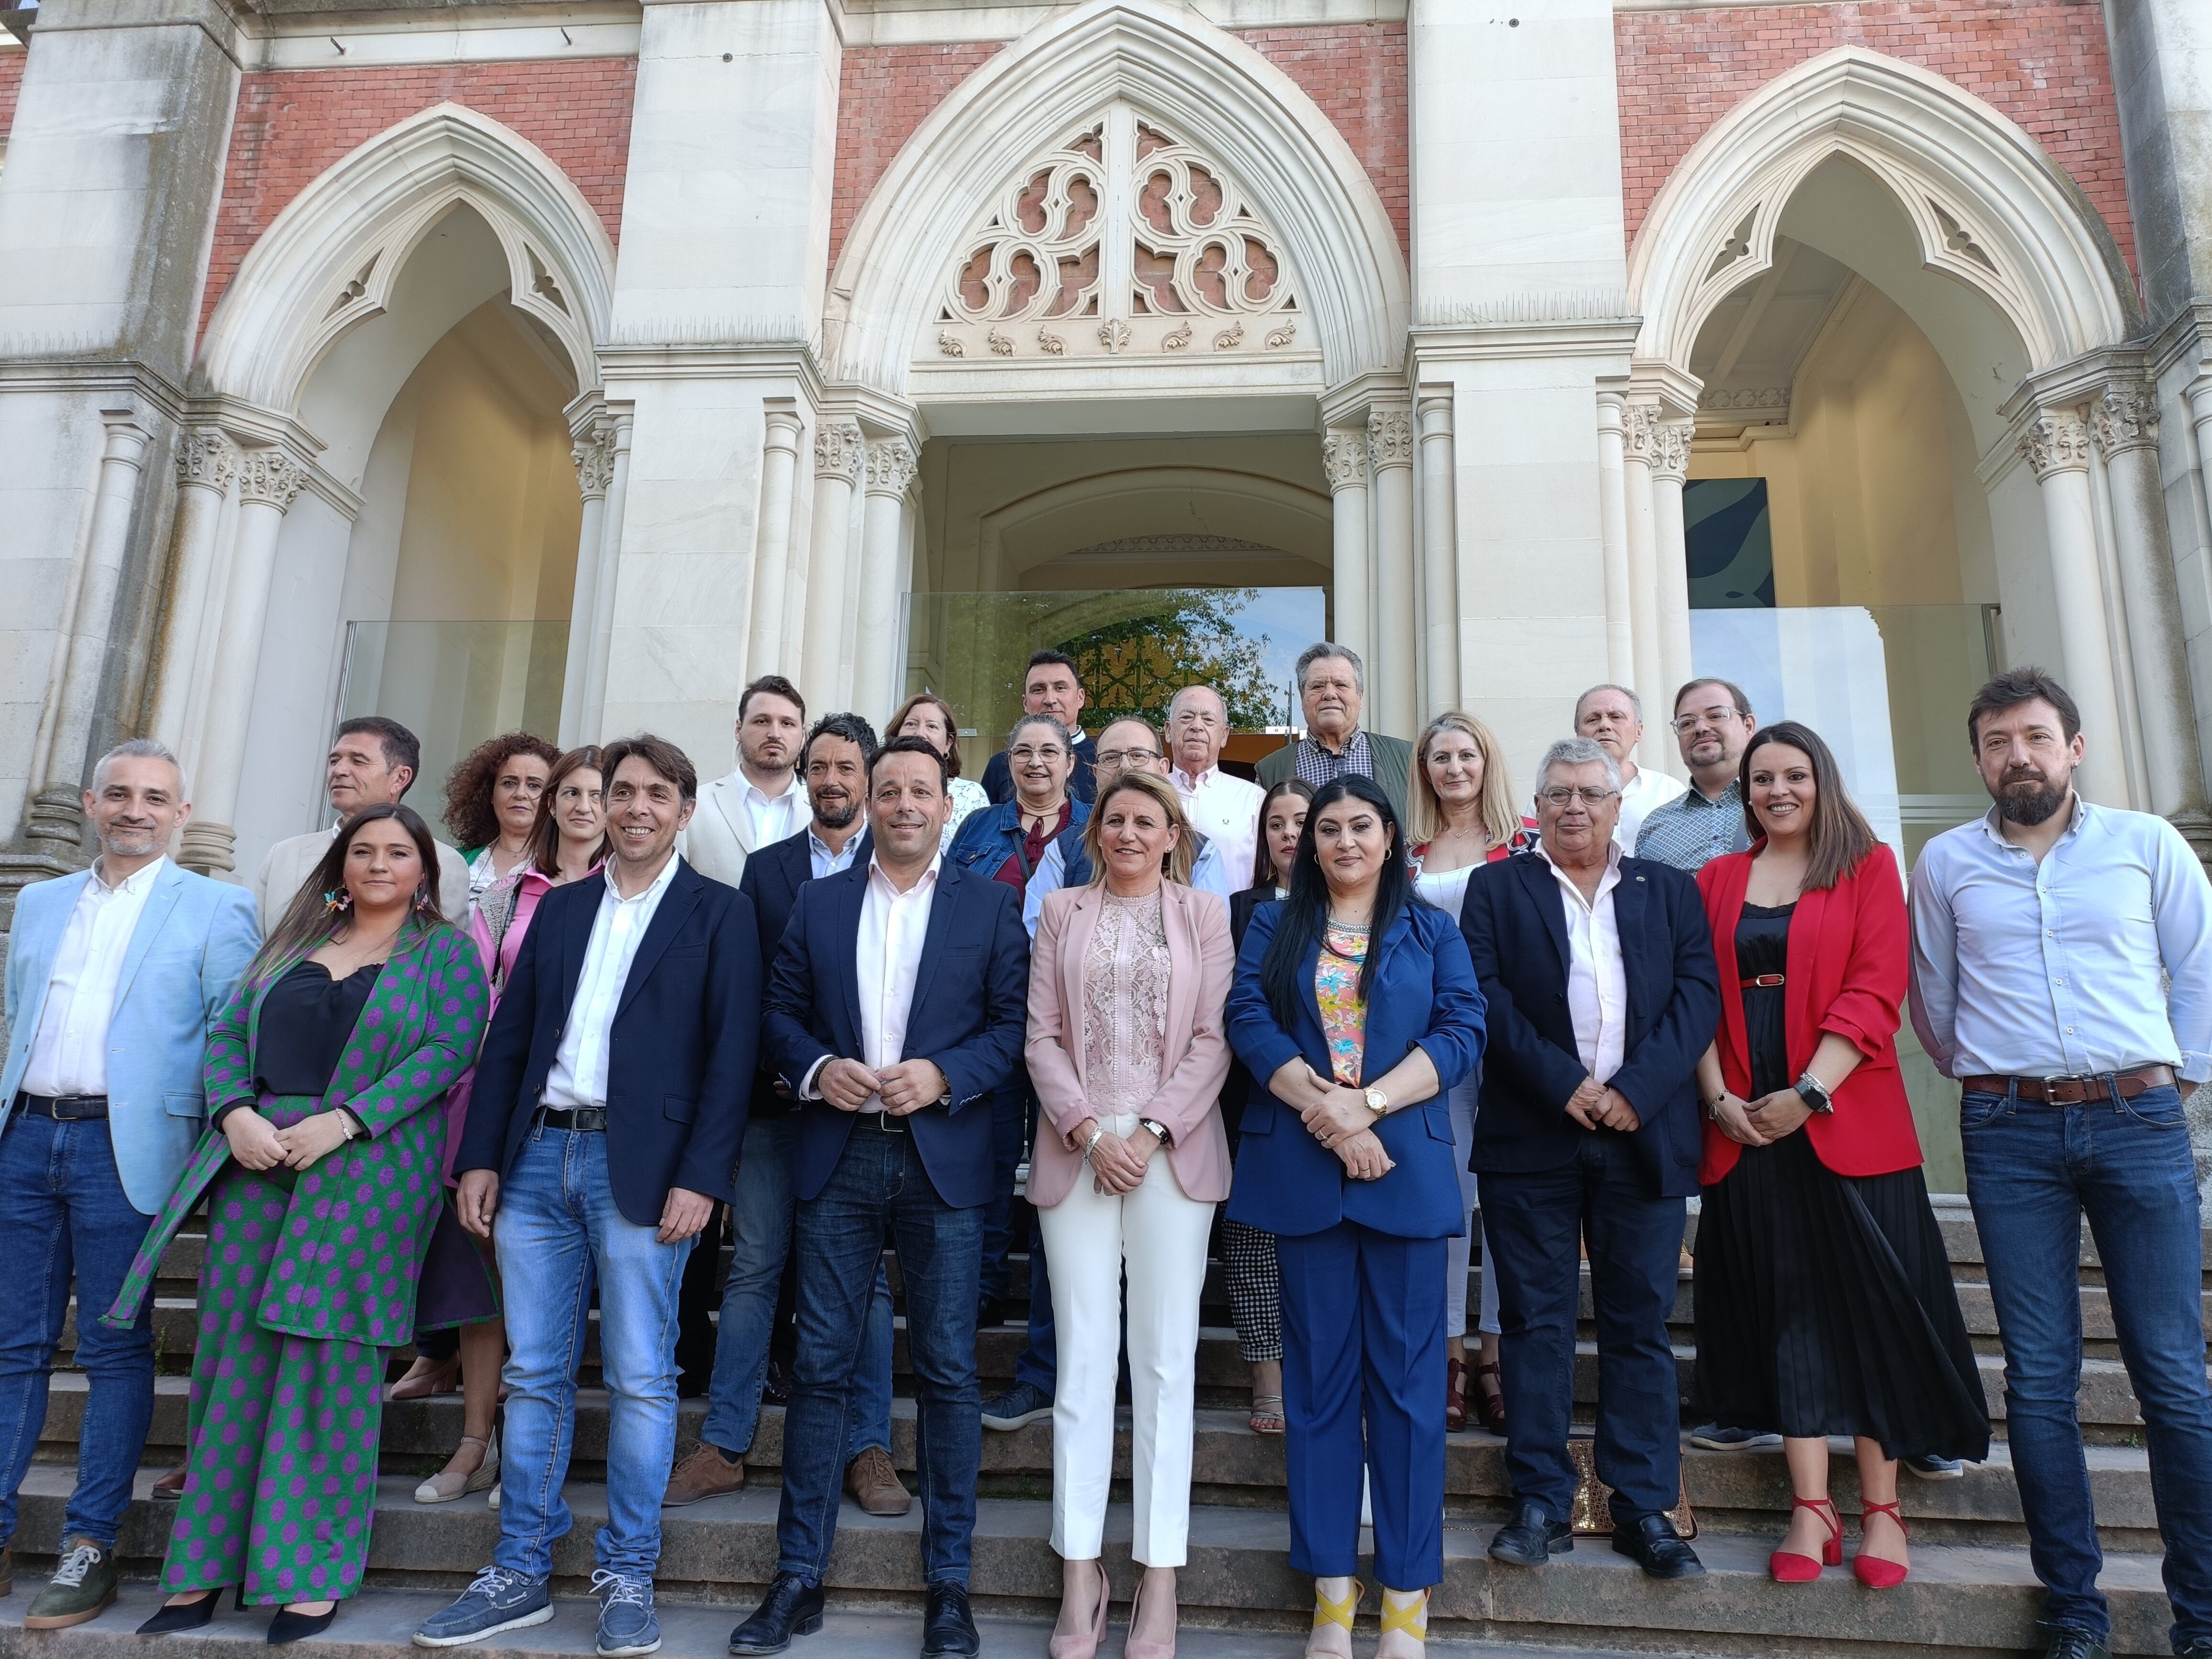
[1051,589,1281,729]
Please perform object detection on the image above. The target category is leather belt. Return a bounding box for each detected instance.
[16,1093,109,1120]
[1959,1065,2175,1105]
[537,1106,608,1133]
[1739,974,1785,989]
[860,1110,908,1132]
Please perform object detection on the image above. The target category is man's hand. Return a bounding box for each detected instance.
[877,1059,949,1116]
[1332,1128,1394,1182]
[457,1169,501,1239]
[1561,1076,1605,1130]
[223,1108,288,1172]
[1745,1088,1811,1140]
[1595,1086,1641,1133]
[657,1186,715,1244]
[817,1058,881,1111]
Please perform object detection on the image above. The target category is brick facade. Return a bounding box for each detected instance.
[1616,1,2136,276]
[830,43,1003,274]
[0,46,23,141]
[199,59,636,340]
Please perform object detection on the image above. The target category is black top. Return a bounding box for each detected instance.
[1736,901,1794,1097]
[256,959,382,1097]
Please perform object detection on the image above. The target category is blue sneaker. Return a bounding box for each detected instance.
[1905,1453,1965,1480]
[412,1565,553,1648]
[1689,1423,1782,1451]
[979,1381,1052,1431]
[592,1571,662,1658]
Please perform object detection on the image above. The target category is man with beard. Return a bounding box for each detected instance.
[1634,678,1757,873]
[686,675,810,888]
[664,715,909,1517]
[1910,667,2212,1659]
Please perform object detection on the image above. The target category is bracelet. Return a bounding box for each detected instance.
[1793,1070,1836,1115]
[1139,1117,1172,1147]
[1080,1127,1106,1162]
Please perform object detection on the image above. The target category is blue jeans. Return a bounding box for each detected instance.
[1015,1214,1057,1396]
[0,1111,154,1549]
[1962,1083,2212,1648]
[777,1123,982,1586]
[701,1112,893,1460]
[493,1127,693,1582]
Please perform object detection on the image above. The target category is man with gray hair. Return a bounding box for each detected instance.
[1574,683,1685,853]
[1256,643,1413,819]
[0,740,258,1625]
[1460,734,1718,1582]
[1166,684,1264,885]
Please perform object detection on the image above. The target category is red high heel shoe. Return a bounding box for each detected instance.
[1769,1496,1841,1582]
[1854,1500,1910,1589]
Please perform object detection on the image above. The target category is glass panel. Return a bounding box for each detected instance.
[337,621,570,833]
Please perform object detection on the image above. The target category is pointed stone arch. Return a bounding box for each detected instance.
[826,0,1409,391]
[196,102,615,414]
[1627,47,2137,378]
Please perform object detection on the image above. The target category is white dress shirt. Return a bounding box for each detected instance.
[1171,764,1265,894]
[542,852,684,1109]
[1614,765,1687,852]
[1909,797,2212,1082]
[22,856,166,1098]
[736,771,809,852]
[1535,839,1628,1085]
[805,852,942,1112]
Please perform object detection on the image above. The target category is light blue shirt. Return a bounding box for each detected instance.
[1908,797,2212,1082]
[1021,832,1235,937]
[807,827,863,880]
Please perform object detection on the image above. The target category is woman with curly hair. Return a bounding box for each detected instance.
[442,733,560,911]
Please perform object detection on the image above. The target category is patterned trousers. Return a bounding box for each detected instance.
[159,1161,384,1607]
[1222,1217,1282,1364]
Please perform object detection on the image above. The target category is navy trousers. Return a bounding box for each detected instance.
[1479,1137,1684,1523]
[1275,1220,1447,1590]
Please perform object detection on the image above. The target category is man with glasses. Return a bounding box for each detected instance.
[1461,736,1717,1581]
[1573,685,1685,853]
[1255,643,1412,819]
[980,651,1098,805]
[1634,680,1757,872]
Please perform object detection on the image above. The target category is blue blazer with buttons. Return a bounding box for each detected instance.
[1460,849,1719,1199]
[1224,900,1486,1239]
[762,856,1030,1210]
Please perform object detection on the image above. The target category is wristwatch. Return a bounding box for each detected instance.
[1139,1117,1172,1147]
[1793,1071,1835,1115]
[1363,1086,1390,1117]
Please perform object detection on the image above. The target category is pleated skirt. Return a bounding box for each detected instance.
[1692,1130,1990,1461]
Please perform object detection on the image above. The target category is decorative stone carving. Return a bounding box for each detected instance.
[1700,386,1789,417]
[1098,318,1132,354]
[1213,320,1244,351]
[1931,201,1997,272]
[986,328,1015,356]
[1621,402,1662,463]
[1652,421,1692,483]
[571,425,616,498]
[237,448,305,511]
[1367,408,1414,471]
[1265,321,1297,350]
[1705,208,1757,280]
[1162,320,1192,351]
[175,428,239,492]
[2018,411,2092,479]
[864,436,918,498]
[1321,431,1368,494]
[938,331,966,357]
[815,420,865,484]
[325,252,380,319]
[2091,382,2160,457]
[1037,329,1066,355]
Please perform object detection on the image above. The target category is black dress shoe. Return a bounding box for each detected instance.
[267,1603,340,1644]
[1610,1513,1705,1580]
[730,1573,825,1656]
[1488,1500,1573,1566]
[920,1582,979,1658]
[2038,1631,2110,1659]
[137,1586,239,1635]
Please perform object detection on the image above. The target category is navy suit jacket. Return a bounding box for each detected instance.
[458,858,762,1228]
[1460,850,1719,1199]
[1224,901,1486,1239]
[736,827,869,1117]
[762,857,1029,1209]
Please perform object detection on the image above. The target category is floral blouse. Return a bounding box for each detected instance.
[1315,920,1371,1084]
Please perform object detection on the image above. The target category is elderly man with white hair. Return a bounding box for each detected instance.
[1165,684,1265,885]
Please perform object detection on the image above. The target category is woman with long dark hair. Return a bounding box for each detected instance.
[1691,722,1986,1590]
[110,804,487,1641]
[1225,775,1486,1659]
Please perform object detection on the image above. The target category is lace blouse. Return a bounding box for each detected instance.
[1082,888,1172,1119]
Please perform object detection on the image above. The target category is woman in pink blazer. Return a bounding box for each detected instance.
[1027,768,1235,1659]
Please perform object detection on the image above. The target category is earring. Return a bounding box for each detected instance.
[413,885,431,912]
[322,889,351,914]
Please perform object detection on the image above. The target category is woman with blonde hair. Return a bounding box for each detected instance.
[1405,712,1530,1436]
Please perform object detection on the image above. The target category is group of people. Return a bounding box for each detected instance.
[0,635,2207,1659]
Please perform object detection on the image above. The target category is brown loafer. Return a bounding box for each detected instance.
[662,1441,746,1507]
[845,1445,911,1517]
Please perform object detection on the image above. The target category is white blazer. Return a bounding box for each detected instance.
[684,769,807,889]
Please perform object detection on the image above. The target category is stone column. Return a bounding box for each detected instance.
[579,411,633,745]
[1323,429,1371,669]
[1417,390,1460,716]
[801,419,864,712]
[1651,418,1695,727]
[1595,392,1636,689]
[1368,407,1417,738]
[851,436,918,729]
[181,448,303,875]
[747,409,806,681]
[1620,402,1669,771]
[2094,381,2212,850]
[2017,411,2131,807]
[560,422,615,748]
[148,428,238,758]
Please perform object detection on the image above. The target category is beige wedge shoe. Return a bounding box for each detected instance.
[415,1433,499,1504]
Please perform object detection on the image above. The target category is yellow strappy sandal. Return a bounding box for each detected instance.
[1304,1578,1361,1659]
[1378,1587,1429,1655]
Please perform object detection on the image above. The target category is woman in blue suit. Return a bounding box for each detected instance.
[1227,774,1485,1659]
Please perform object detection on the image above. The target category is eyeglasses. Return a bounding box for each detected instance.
[1671,707,1743,734]
[1537,786,1620,807]
[1007,746,1067,764]
[1095,749,1159,768]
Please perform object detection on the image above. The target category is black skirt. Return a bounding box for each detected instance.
[1693,1130,1989,1460]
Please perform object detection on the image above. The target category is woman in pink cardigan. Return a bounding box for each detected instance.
[1027,768,1236,1659]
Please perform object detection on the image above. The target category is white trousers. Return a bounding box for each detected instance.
[1446,1080,1501,1338]
[1036,1113,1215,1566]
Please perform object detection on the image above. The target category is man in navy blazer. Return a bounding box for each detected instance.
[423,736,759,1659]
[730,737,1029,1659]
[1461,737,1719,1582]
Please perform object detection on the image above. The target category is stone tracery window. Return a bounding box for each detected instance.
[929,103,1301,362]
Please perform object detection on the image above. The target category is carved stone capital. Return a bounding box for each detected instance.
[2018,411,2092,480]
[1321,431,1368,494]
[864,436,918,497]
[1621,402,1662,463]
[2090,382,2160,458]
[1651,420,1692,484]
[815,420,865,485]
[1366,407,1414,471]
[571,425,616,499]
[237,448,306,511]
[175,428,240,493]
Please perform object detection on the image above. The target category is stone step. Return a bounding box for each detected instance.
[2,1467,2179,1656]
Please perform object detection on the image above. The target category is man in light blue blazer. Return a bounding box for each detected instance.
[0,740,257,1626]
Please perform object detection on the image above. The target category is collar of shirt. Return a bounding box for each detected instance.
[869,850,943,899]
[1172,763,1219,793]
[606,848,683,908]
[1690,777,1742,808]
[1974,791,2087,852]
[88,855,165,897]
[1533,836,1623,912]
[743,771,806,809]
[808,827,862,878]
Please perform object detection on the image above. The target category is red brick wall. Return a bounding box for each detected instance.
[1616,2,2135,276]
[830,43,1003,274]
[200,60,636,340]
[0,46,24,140]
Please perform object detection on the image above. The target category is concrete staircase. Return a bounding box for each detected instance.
[7,1195,2205,1657]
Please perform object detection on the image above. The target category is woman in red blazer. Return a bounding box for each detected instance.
[1691,721,1986,1593]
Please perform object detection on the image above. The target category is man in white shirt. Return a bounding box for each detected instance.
[1575,684,1686,852]
[685,675,811,889]
[254,717,468,926]
[1909,668,2212,1659]
[0,741,257,1626]
[1167,683,1264,886]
